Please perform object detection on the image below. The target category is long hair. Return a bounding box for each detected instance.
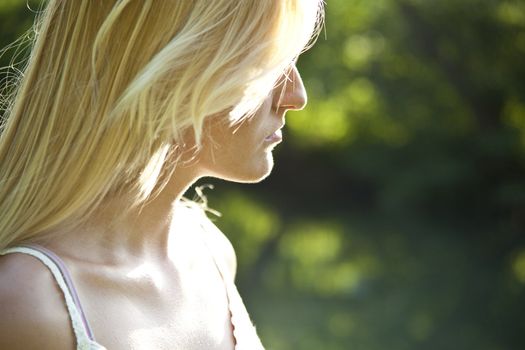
[0,0,324,249]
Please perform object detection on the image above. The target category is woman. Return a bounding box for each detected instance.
[0,1,323,349]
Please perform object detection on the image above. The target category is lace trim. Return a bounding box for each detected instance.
[0,247,106,350]
[195,210,265,350]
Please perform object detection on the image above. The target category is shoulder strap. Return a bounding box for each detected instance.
[195,214,265,350]
[0,245,97,349]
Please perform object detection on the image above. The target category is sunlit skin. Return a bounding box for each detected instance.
[0,65,306,349]
[198,65,307,183]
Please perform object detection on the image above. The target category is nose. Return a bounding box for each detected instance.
[273,65,307,112]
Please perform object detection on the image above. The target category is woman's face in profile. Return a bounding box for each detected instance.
[196,65,307,183]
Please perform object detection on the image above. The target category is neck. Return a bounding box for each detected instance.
[47,165,203,266]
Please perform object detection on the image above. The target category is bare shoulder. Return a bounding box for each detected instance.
[202,215,238,280]
[0,252,76,349]
[185,205,238,280]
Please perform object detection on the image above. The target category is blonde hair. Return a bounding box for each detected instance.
[0,0,324,249]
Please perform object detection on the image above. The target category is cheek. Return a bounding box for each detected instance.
[217,123,262,162]
[197,127,272,182]
[195,98,276,181]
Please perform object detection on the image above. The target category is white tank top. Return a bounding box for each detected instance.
[1,242,265,350]
[0,245,105,350]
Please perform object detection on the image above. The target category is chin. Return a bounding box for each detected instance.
[215,154,275,184]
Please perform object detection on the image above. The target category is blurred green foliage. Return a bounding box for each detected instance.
[2,0,525,349]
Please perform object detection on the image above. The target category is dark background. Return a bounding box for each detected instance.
[2,0,525,349]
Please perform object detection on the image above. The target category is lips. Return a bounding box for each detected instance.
[264,128,283,143]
